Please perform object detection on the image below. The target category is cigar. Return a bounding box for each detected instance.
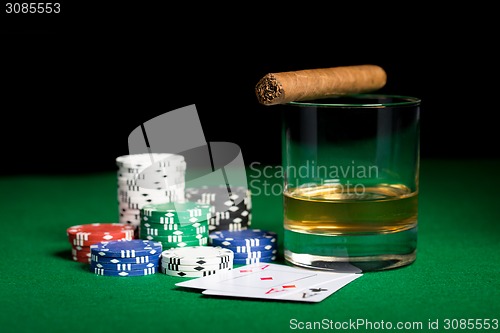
[255,64,387,105]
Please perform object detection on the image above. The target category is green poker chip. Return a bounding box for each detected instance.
[140,201,213,225]
[139,220,209,237]
[154,237,209,249]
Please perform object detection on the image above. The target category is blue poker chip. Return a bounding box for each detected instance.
[90,239,163,258]
[91,266,158,277]
[90,261,159,271]
[209,229,277,247]
[232,249,278,259]
[90,253,161,264]
[232,256,276,265]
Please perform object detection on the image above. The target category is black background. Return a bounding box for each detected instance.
[1,3,499,175]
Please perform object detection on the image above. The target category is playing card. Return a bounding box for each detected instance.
[175,263,362,301]
[202,273,362,302]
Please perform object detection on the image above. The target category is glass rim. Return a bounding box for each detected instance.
[286,94,421,108]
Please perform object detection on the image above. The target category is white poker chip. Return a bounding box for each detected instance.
[116,153,185,169]
[116,154,187,224]
[161,261,232,272]
[161,266,232,277]
[161,246,234,266]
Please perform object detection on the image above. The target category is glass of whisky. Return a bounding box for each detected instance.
[282,94,421,272]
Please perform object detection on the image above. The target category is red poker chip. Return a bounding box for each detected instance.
[67,223,135,246]
[72,245,91,251]
[71,245,91,252]
[73,254,91,260]
[72,247,91,257]
[71,252,91,258]
[72,256,91,263]
[69,238,113,247]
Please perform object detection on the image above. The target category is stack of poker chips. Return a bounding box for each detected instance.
[116,153,186,228]
[208,229,278,265]
[66,223,135,263]
[160,246,234,277]
[139,201,212,249]
[185,185,252,231]
[90,239,163,277]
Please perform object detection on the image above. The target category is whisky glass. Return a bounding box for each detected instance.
[282,94,421,272]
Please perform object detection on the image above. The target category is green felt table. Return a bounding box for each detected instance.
[1,159,499,333]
